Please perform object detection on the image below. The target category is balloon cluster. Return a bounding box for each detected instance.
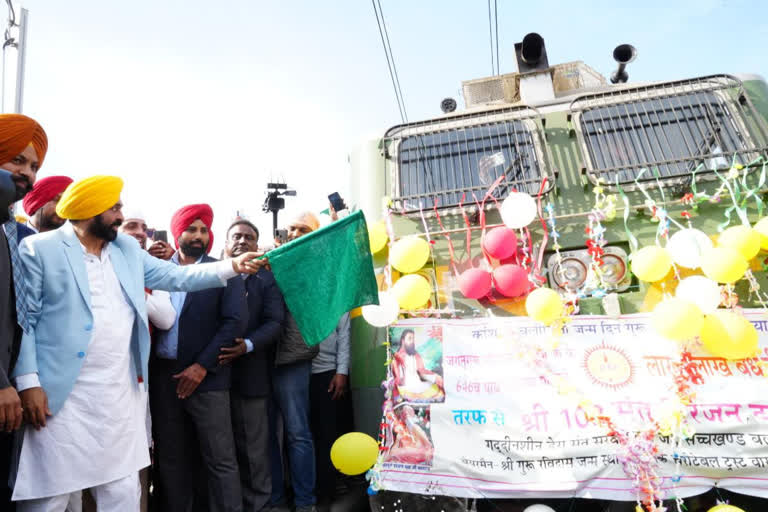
[457,192,539,300]
[637,221,768,360]
[364,223,434,327]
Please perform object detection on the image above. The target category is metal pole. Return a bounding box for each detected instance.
[13,7,27,113]
[272,209,278,237]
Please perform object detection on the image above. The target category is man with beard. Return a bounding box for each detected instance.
[0,113,47,511]
[151,204,245,512]
[12,178,263,511]
[392,329,444,401]
[219,219,284,512]
[21,175,72,234]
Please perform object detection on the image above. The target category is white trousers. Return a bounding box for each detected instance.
[17,472,140,512]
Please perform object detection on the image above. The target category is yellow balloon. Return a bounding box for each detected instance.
[631,246,672,282]
[717,225,761,260]
[330,432,379,475]
[700,310,758,360]
[525,288,563,325]
[390,236,430,273]
[392,274,431,310]
[368,221,388,253]
[754,216,768,250]
[707,505,746,512]
[700,247,748,283]
[651,298,703,341]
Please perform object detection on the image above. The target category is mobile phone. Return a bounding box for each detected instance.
[275,229,288,244]
[154,230,168,243]
[328,192,347,213]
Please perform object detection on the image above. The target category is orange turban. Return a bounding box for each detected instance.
[56,175,124,220]
[22,175,73,215]
[171,203,214,253]
[292,212,320,232]
[0,114,48,169]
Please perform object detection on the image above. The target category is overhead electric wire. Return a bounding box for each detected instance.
[372,0,407,123]
[377,0,407,122]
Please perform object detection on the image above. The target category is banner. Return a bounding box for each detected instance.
[375,311,768,501]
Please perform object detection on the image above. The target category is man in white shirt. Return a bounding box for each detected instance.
[12,175,262,511]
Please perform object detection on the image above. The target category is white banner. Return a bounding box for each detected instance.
[377,311,768,501]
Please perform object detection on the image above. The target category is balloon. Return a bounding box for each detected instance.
[717,225,761,260]
[392,274,431,310]
[651,297,704,341]
[631,246,672,282]
[368,221,388,253]
[754,216,768,250]
[707,504,746,512]
[483,227,518,260]
[523,505,556,512]
[500,192,537,230]
[700,310,758,360]
[525,288,563,325]
[361,291,400,327]
[457,268,492,299]
[700,247,748,283]
[492,264,530,297]
[667,228,713,269]
[330,432,379,475]
[390,236,430,273]
[675,275,721,314]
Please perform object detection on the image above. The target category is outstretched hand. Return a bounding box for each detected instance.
[231,252,270,274]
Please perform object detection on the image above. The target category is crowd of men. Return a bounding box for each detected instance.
[0,113,356,512]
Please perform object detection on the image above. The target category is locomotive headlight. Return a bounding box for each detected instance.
[553,257,587,290]
[600,253,627,286]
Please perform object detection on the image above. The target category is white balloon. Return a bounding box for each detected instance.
[675,275,721,314]
[361,291,400,327]
[500,192,537,230]
[667,228,713,269]
[523,505,556,512]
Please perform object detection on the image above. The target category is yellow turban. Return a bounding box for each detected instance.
[56,175,124,220]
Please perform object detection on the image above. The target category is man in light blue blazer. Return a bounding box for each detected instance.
[10,175,263,511]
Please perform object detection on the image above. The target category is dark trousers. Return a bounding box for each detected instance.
[309,370,352,505]
[150,360,242,512]
[0,432,14,512]
[231,392,270,512]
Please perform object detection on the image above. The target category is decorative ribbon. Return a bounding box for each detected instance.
[433,199,459,276]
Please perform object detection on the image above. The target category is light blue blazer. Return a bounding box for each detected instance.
[12,223,227,415]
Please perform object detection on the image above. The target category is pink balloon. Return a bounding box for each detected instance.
[493,264,530,297]
[457,268,492,299]
[483,227,518,260]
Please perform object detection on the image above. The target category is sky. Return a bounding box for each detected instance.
[6,0,768,251]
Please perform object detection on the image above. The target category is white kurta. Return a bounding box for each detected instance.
[13,244,150,501]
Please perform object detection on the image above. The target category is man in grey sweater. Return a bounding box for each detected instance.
[309,312,351,512]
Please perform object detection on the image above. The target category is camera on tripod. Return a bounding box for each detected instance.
[263,182,296,238]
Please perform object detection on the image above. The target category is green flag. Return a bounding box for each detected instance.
[267,210,379,346]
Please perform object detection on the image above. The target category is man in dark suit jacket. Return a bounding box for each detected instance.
[150,206,245,512]
[0,114,48,512]
[220,219,285,512]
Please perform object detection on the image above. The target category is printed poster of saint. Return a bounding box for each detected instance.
[389,325,445,404]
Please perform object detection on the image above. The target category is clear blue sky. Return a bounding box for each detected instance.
[11,0,768,247]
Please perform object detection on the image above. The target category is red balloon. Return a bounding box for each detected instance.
[493,264,530,297]
[483,227,518,260]
[457,268,492,299]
